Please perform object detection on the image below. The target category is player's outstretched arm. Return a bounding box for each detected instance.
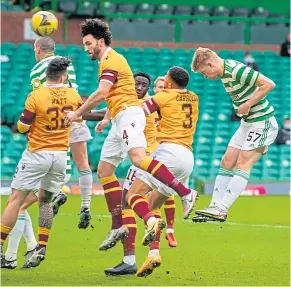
[64,81,111,125]
[82,108,107,121]
[238,74,275,115]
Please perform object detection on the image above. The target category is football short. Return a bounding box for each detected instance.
[136,142,194,197]
[69,121,92,144]
[100,106,147,167]
[11,150,67,194]
[228,116,278,151]
[123,165,139,192]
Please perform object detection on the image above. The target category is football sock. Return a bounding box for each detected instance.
[5,213,25,261]
[122,209,137,265]
[219,169,250,211]
[38,227,50,250]
[139,157,191,197]
[23,210,37,252]
[149,210,161,254]
[0,224,12,246]
[128,194,154,223]
[79,169,92,210]
[100,175,122,229]
[210,168,233,206]
[164,196,175,230]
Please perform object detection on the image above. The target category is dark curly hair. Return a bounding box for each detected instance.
[80,19,112,46]
[46,57,71,81]
[134,72,151,86]
[168,66,189,88]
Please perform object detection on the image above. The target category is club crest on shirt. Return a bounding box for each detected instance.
[31,79,42,90]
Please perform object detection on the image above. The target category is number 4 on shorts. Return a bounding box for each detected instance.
[123,130,129,145]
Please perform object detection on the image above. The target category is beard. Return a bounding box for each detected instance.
[90,45,101,61]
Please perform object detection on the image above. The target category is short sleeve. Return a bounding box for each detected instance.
[25,93,36,113]
[99,59,119,85]
[152,92,171,108]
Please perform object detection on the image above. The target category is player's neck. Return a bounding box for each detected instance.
[219,59,224,77]
[98,46,110,61]
[39,53,54,62]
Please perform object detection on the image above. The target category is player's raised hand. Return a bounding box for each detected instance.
[237,102,251,115]
[95,119,109,133]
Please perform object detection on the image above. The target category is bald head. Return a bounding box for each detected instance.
[35,36,55,53]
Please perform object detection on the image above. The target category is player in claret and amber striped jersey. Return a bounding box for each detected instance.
[64,19,198,252]
[191,48,278,222]
[123,66,199,277]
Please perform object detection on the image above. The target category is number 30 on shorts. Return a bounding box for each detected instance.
[246,131,262,142]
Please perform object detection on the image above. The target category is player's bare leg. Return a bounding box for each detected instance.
[197,147,265,221]
[98,161,129,251]
[22,189,54,269]
[195,146,239,221]
[128,147,198,219]
[136,190,167,277]
[71,141,93,229]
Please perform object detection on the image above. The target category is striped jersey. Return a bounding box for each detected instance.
[30,55,77,91]
[221,59,274,123]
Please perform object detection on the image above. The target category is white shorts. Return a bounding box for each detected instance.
[228,116,278,151]
[123,165,138,191]
[11,150,67,194]
[137,143,194,197]
[69,122,92,144]
[100,106,147,167]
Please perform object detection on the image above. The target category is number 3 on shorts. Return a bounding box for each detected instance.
[246,131,262,142]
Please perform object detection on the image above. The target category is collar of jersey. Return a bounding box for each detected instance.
[99,47,111,63]
[43,83,65,88]
[39,54,55,64]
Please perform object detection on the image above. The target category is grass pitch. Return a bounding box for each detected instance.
[1,195,290,286]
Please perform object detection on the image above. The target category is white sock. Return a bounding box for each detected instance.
[23,210,37,252]
[219,169,250,211]
[210,168,233,207]
[166,228,174,234]
[147,217,156,226]
[5,213,25,261]
[148,249,159,257]
[123,255,136,265]
[79,170,92,210]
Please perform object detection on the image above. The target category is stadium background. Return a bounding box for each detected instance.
[0,1,290,286]
[1,0,290,195]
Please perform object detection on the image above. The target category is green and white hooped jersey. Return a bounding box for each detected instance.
[30,55,78,91]
[221,60,274,123]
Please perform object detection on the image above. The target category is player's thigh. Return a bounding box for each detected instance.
[71,141,89,170]
[7,189,31,208]
[41,151,67,194]
[69,122,92,145]
[117,106,147,155]
[11,150,52,194]
[147,189,168,210]
[100,122,125,169]
[242,117,279,151]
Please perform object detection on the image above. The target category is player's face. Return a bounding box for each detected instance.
[83,34,102,61]
[34,44,41,61]
[154,80,164,94]
[199,63,220,79]
[164,73,172,89]
[135,76,149,99]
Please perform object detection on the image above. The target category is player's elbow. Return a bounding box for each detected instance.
[17,121,30,134]
[268,80,275,90]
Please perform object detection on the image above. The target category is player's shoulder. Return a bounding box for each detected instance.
[104,48,127,66]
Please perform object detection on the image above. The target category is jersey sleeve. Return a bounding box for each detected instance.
[18,93,36,133]
[99,59,119,86]
[233,63,260,86]
[142,92,170,115]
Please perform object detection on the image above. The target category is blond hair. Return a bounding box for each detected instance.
[154,76,165,86]
[191,47,218,72]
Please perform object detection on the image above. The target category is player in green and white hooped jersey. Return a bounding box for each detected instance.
[31,37,94,230]
[191,48,278,222]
